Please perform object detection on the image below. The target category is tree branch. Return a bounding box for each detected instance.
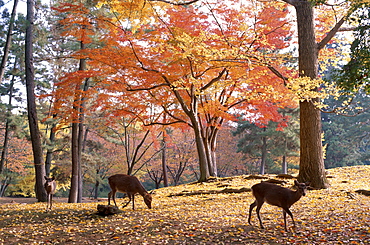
[149,0,199,5]
[317,15,346,50]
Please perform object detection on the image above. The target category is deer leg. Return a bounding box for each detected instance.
[109,190,118,207]
[248,201,257,225]
[47,193,51,210]
[283,210,287,231]
[122,193,131,208]
[283,207,295,229]
[255,201,265,229]
[108,191,111,205]
[132,194,135,210]
[50,194,53,210]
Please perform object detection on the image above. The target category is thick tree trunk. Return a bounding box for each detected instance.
[193,123,210,182]
[26,0,47,201]
[294,1,329,188]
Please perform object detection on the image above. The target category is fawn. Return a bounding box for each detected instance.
[248,180,309,231]
[108,174,152,210]
[44,176,57,210]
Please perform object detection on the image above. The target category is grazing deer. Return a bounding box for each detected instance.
[248,180,309,231]
[44,176,57,210]
[108,174,152,210]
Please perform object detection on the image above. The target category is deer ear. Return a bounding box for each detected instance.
[305,182,310,186]
[44,176,48,180]
[294,180,299,186]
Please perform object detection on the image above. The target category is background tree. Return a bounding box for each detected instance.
[234,109,299,175]
[0,0,18,83]
[25,0,47,201]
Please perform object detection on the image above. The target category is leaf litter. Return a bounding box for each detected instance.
[0,165,369,244]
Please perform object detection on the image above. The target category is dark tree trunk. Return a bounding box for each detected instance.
[293,1,329,188]
[25,0,47,201]
[69,120,79,203]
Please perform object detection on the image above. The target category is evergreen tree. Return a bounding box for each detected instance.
[233,110,299,174]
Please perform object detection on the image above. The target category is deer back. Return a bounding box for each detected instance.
[108,174,147,195]
[252,181,304,208]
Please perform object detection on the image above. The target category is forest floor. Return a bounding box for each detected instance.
[0,165,369,244]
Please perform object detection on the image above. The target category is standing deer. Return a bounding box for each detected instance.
[108,174,152,210]
[248,180,309,231]
[44,176,57,211]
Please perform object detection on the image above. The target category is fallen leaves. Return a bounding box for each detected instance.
[0,166,369,244]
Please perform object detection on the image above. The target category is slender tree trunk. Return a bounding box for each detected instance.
[282,137,287,174]
[69,41,89,203]
[0,61,17,173]
[162,130,168,187]
[282,155,287,174]
[45,116,56,177]
[94,168,99,199]
[69,119,79,203]
[260,136,267,175]
[25,0,47,201]
[294,1,329,188]
[0,0,18,83]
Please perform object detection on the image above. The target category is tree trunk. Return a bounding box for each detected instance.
[69,120,79,203]
[25,0,47,201]
[294,1,329,188]
[282,137,287,174]
[45,117,56,176]
[193,123,210,182]
[0,0,18,83]
[0,61,17,173]
[260,136,267,175]
[282,155,287,174]
[161,131,168,187]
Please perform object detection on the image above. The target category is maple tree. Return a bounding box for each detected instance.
[52,0,297,182]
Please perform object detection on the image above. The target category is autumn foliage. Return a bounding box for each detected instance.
[49,0,302,181]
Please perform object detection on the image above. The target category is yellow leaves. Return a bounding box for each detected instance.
[1,166,370,243]
[287,76,344,109]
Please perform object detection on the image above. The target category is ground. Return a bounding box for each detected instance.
[0,166,369,244]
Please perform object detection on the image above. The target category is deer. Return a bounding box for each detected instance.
[248,180,309,231]
[44,176,57,211]
[108,174,152,210]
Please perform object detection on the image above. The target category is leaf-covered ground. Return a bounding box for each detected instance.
[1,166,369,244]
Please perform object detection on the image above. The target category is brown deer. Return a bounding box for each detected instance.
[44,176,57,210]
[248,180,309,231]
[108,174,152,210]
